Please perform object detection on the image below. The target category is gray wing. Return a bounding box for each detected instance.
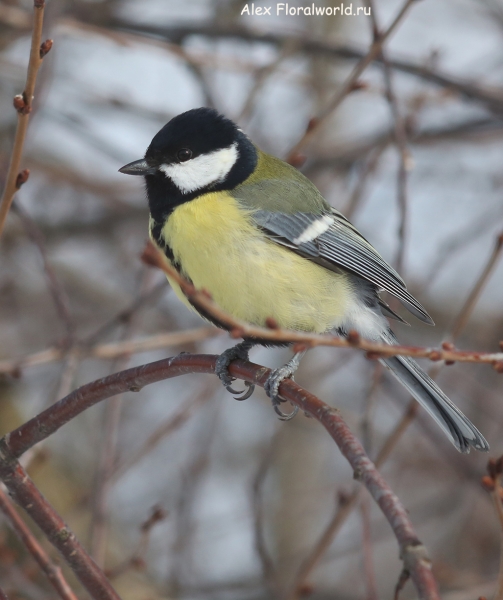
[252,208,434,325]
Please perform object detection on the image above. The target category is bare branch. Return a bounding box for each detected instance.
[139,241,503,367]
[286,0,419,162]
[448,231,503,341]
[0,453,121,600]
[11,201,74,344]
[0,0,52,237]
[481,457,503,600]
[104,21,503,115]
[0,487,79,600]
[0,354,439,598]
[0,327,219,375]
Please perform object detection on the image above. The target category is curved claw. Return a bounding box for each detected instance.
[225,381,255,401]
[273,403,299,421]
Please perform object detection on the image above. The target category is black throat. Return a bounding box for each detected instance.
[146,132,257,249]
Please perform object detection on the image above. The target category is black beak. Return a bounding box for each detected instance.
[119,159,157,176]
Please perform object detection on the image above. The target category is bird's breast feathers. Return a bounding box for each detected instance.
[154,190,353,333]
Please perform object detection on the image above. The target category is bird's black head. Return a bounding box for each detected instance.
[119,108,258,226]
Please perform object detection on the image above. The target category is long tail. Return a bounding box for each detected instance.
[380,330,489,453]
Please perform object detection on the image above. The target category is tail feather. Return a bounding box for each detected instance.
[380,330,489,453]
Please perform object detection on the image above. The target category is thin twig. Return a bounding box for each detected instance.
[105,505,167,580]
[344,141,389,219]
[0,326,220,375]
[139,241,503,368]
[90,271,152,567]
[492,475,503,600]
[111,383,214,482]
[361,496,379,600]
[286,0,418,162]
[287,485,362,600]
[169,398,220,595]
[481,457,503,600]
[237,39,298,123]
[0,0,52,238]
[11,201,74,344]
[287,398,417,600]
[0,487,79,600]
[83,280,167,346]
[366,0,412,274]
[448,232,503,341]
[251,432,279,594]
[107,21,503,116]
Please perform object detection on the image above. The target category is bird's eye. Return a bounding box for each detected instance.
[177,148,192,162]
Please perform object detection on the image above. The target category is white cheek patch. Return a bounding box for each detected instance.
[294,215,334,244]
[159,143,239,193]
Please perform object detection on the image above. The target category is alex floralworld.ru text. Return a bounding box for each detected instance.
[241,3,371,16]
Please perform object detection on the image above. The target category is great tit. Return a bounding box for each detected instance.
[120,107,489,454]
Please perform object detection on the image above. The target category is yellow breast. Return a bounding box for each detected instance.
[156,191,352,333]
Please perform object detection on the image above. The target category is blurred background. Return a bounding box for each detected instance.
[1,0,503,598]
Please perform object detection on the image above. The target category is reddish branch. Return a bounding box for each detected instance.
[0,488,78,600]
[0,454,121,600]
[140,241,503,368]
[0,354,439,599]
[0,0,52,237]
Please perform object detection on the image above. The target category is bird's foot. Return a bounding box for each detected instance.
[264,350,306,421]
[215,341,256,401]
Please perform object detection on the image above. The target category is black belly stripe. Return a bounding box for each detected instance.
[148,219,225,329]
[150,219,183,273]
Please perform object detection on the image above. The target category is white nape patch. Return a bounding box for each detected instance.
[294,215,334,244]
[159,143,239,193]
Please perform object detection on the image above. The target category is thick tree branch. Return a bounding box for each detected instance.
[0,353,439,598]
[0,487,79,600]
[0,454,121,600]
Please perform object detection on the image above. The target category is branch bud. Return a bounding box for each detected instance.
[34,0,45,8]
[297,583,315,597]
[481,475,495,492]
[40,39,53,59]
[292,343,308,354]
[306,117,319,133]
[15,169,30,189]
[288,152,306,168]
[487,458,498,479]
[265,317,279,330]
[493,361,503,374]
[346,330,360,345]
[349,80,368,92]
[13,94,30,114]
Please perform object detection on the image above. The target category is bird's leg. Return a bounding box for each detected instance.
[215,340,257,400]
[264,350,307,421]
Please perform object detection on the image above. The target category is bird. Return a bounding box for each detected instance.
[119,107,489,454]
